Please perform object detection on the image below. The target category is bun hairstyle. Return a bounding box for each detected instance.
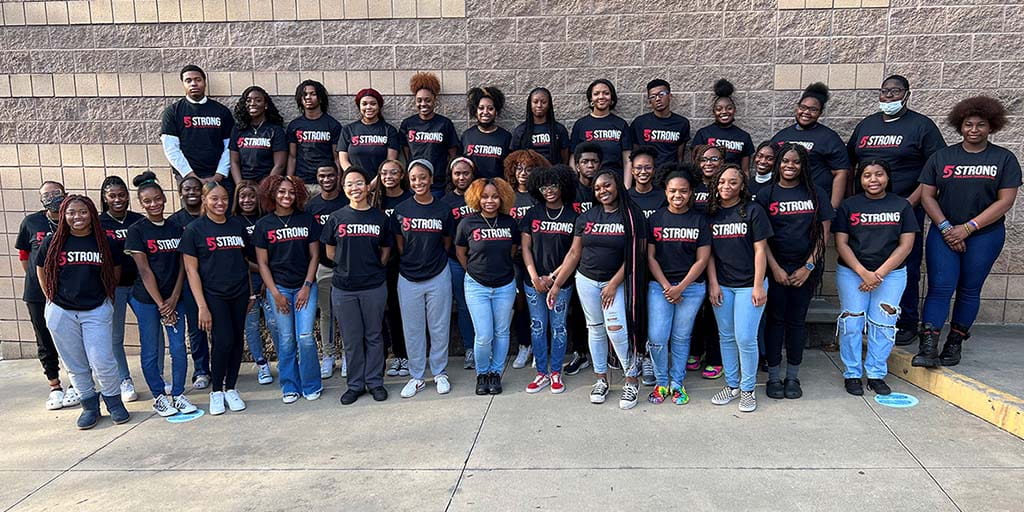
[654,162,700,191]
[466,86,506,119]
[801,82,830,109]
[409,72,441,96]
[713,78,735,100]
[133,170,163,197]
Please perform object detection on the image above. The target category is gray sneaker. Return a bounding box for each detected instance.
[710,386,740,405]
[739,390,757,412]
[641,356,656,386]
[464,350,475,370]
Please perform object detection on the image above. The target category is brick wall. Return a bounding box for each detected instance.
[1,0,1022,359]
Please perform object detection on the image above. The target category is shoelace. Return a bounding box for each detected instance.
[592,380,608,394]
[622,384,638,401]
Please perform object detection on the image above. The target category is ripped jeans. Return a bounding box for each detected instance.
[524,283,572,375]
[836,265,907,379]
[268,284,322,397]
[576,273,638,378]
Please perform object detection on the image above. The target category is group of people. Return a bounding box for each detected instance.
[20,65,1020,430]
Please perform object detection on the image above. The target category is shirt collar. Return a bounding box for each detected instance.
[185,96,208,105]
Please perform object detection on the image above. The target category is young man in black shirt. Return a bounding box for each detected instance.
[160,65,234,190]
[631,79,690,168]
[287,80,343,192]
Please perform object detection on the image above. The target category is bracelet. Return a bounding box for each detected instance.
[968,220,980,231]
[938,220,952,232]
[962,223,974,236]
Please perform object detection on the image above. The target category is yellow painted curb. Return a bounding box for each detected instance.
[889,348,1024,439]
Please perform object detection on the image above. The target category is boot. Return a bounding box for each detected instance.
[77,394,101,430]
[911,324,940,368]
[101,393,131,425]
[939,324,970,367]
[894,327,918,346]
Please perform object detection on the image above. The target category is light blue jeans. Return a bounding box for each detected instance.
[268,284,322,397]
[837,265,907,379]
[575,273,638,378]
[245,272,277,364]
[111,286,132,381]
[524,283,572,375]
[647,280,706,387]
[714,280,767,392]
[465,276,516,375]
[129,297,187,397]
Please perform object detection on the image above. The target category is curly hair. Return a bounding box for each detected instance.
[41,195,116,302]
[259,175,309,213]
[801,82,830,109]
[294,79,330,113]
[947,95,1008,134]
[503,149,549,189]
[527,164,576,205]
[233,86,284,130]
[231,180,260,216]
[712,78,735,108]
[467,86,506,119]
[409,72,441,96]
[464,177,515,215]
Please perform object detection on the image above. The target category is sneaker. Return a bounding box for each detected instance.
[435,374,451,394]
[400,378,425,398]
[671,385,690,405]
[766,379,785,399]
[619,382,639,410]
[464,350,475,370]
[512,345,532,369]
[710,386,740,405]
[340,354,348,378]
[370,386,388,401]
[894,327,917,346]
[550,372,565,394]
[61,386,81,407]
[305,390,321,401]
[844,378,864,396]
[475,374,490,395]
[487,373,502,395]
[224,389,246,411]
[193,375,210,390]
[173,394,197,414]
[398,358,410,377]
[564,352,590,376]
[120,378,138,402]
[784,378,802,399]
[738,390,757,412]
[648,385,669,404]
[46,388,65,410]
[320,356,336,379]
[526,374,550,394]
[641,356,656,386]
[686,356,701,371]
[702,365,723,379]
[386,358,402,377]
[209,391,226,415]
[256,363,273,385]
[152,395,179,417]
[340,389,362,405]
[867,378,891,395]
[283,393,300,404]
[590,379,609,404]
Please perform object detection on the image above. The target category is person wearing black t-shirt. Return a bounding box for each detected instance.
[400,72,460,196]
[286,80,342,187]
[631,79,690,168]
[255,176,323,403]
[462,86,512,180]
[232,180,277,386]
[440,157,478,370]
[305,164,348,379]
[628,146,666,220]
[833,161,917,396]
[755,144,835,399]
[124,172,197,417]
[391,160,455,398]
[706,166,773,413]
[569,79,633,187]
[167,175,211,388]
[229,86,287,185]
[339,88,401,180]
[456,178,520,395]
[323,168,393,404]
[375,159,415,376]
[37,195,128,430]
[915,96,1021,368]
[504,150,545,370]
[160,65,233,187]
[688,144,726,378]
[691,79,754,173]
[562,143,603,374]
[692,145,725,215]
[512,87,570,165]
[181,182,253,416]
[748,142,776,201]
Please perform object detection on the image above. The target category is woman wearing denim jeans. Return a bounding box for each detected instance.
[914,96,1021,368]
[440,157,478,370]
[706,165,772,413]
[234,180,277,385]
[254,176,323,403]
[646,164,711,405]
[834,161,917,396]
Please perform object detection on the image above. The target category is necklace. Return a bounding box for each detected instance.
[251,120,264,138]
[482,214,498,230]
[545,205,564,220]
[105,211,128,224]
[276,213,292,228]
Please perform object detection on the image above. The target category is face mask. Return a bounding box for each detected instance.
[879,100,904,116]
[42,195,65,212]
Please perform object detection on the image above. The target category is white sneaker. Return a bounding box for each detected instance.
[386,358,402,377]
[512,345,532,369]
[209,391,226,415]
[120,378,138,402]
[435,374,451,394]
[61,386,81,407]
[193,375,210,390]
[400,378,425,398]
[398,358,410,377]
[320,356,335,379]
[256,363,273,385]
[619,382,639,410]
[340,354,348,378]
[224,389,246,411]
[283,393,300,404]
[305,390,321,401]
[46,389,65,410]
[153,395,179,417]
[173,394,197,414]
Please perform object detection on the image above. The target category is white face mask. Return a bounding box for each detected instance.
[879,99,904,116]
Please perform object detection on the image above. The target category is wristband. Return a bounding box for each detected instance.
[968,220,979,231]
[303,280,314,288]
[938,220,952,232]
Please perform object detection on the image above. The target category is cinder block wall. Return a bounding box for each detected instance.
[1,0,1022,359]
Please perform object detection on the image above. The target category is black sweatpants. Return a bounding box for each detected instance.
[207,293,248,391]
[26,300,60,380]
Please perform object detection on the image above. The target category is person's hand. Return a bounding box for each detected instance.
[950,239,967,253]
[709,284,723,307]
[157,299,174,318]
[531,275,549,294]
[663,283,683,304]
[540,275,555,290]
[600,283,618,310]
[771,265,791,286]
[943,225,969,245]
[788,266,812,288]
[546,284,561,310]
[272,291,290,314]
[858,272,882,292]
[295,286,311,310]
[752,283,767,307]
[198,305,213,333]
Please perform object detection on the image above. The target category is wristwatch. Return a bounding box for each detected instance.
[805,262,815,271]
[303,280,314,288]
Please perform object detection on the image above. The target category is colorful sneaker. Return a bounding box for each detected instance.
[702,365,723,379]
[671,385,690,405]
[648,385,670,404]
[526,374,550,394]
[550,372,565,394]
[686,356,701,371]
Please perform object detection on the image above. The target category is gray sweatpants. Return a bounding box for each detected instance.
[317,264,341,357]
[398,266,452,380]
[332,283,387,391]
[44,300,119,399]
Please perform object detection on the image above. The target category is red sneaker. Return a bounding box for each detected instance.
[526,373,550,394]
[549,372,565,394]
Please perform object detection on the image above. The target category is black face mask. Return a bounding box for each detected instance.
[43,195,65,213]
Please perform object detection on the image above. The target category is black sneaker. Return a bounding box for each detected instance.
[784,378,802,399]
[765,379,785,399]
[370,386,388,402]
[608,354,621,370]
[488,372,503,395]
[475,374,490,395]
[340,389,364,405]
[844,378,864,396]
[564,352,590,376]
[895,327,917,346]
[867,378,891,395]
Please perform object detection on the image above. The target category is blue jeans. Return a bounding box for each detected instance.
[129,297,187,397]
[898,206,926,329]
[922,224,1005,329]
[268,285,322,396]
[181,280,210,378]
[837,265,907,379]
[648,280,705,387]
[714,281,767,392]
[448,258,475,351]
[465,276,516,375]
[111,286,132,381]
[524,283,572,375]
[245,273,277,364]
[575,273,638,378]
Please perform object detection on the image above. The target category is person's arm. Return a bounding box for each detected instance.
[740,155,751,176]
[35,265,49,301]
[443,235,452,252]
[325,243,335,262]
[229,151,243,186]
[647,242,671,291]
[379,246,391,266]
[394,233,405,255]
[874,232,915,279]
[676,144,687,164]
[215,139,230,179]
[286,142,297,176]
[332,144,341,171]
[751,240,768,306]
[338,151,352,172]
[601,265,626,310]
[787,219,831,287]
[906,184,923,207]
[455,245,469,269]
[706,255,722,306]
[271,150,287,176]
[548,236,582,308]
[20,258,28,273]
[131,252,168,309]
[833,232,879,291]
[919,183,965,252]
[294,241,319,311]
[386,148,399,161]
[161,134,197,180]
[183,254,213,332]
[830,169,848,209]
[560,148,570,165]
[765,245,790,286]
[622,150,633,189]
[521,232,548,293]
[678,245,711,291]
[945,188,1018,246]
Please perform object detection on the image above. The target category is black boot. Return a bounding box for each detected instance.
[939,324,970,366]
[101,394,130,425]
[77,394,101,430]
[911,324,940,368]
[894,327,918,346]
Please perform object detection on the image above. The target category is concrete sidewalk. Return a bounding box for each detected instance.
[2,349,1023,511]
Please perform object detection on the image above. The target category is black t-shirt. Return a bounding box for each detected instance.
[574,207,629,282]
[101,211,144,287]
[390,197,454,281]
[693,182,711,213]
[511,121,569,165]
[160,98,234,178]
[238,213,260,240]
[919,143,1022,234]
[748,174,773,202]
[648,207,711,282]
[628,188,666,218]
[569,114,632,173]
[708,202,773,288]
[125,218,183,304]
[441,191,476,258]
[691,123,754,166]
[461,126,513,179]
[847,110,946,197]
[168,208,200,230]
[832,193,919,272]
[338,119,401,179]
[381,190,413,218]
[253,211,320,289]
[321,206,392,291]
[179,216,251,299]
[306,193,349,266]
[455,214,519,287]
[36,233,116,311]
[630,112,691,167]
[755,184,835,272]
[770,123,852,194]
[286,113,342,182]
[400,114,460,189]
[511,191,536,220]
[15,211,57,303]
[573,180,595,214]
[229,123,287,181]
[521,205,577,277]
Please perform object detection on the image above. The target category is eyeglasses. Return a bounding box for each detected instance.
[647,91,669,101]
[539,185,559,194]
[699,156,722,163]
[796,104,821,114]
[879,87,906,97]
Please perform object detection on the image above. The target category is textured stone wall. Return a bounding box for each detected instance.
[1,0,1022,358]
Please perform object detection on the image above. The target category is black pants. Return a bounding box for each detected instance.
[207,293,247,391]
[334,284,387,391]
[567,284,587,355]
[690,298,722,366]
[512,261,531,347]
[765,271,821,368]
[384,262,407,359]
[26,300,60,380]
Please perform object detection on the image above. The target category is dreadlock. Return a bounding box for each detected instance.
[764,143,826,266]
[41,195,117,302]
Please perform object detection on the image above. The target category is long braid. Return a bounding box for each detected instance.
[42,195,116,301]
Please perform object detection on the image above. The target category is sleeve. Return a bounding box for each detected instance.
[741,130,754,157]
[178,226,198,256]
[511,218,521,242]
[901,202,920,233]
[160,104,178,136]
[454,219,469,247]
[446,119,460,151]
[398,118,410,149]
[387,123,401,151]
[320,215,336,246]
[251,221,268,249]
[510,124,524,151]
[918,152,939,186]
[443,210,455,237]
[646,213,657,240]
[221,109,234,139]
[337,124,352,152]
[573,213,586,237]
[330,117,343,145]
[816,186,836,221]
[124,225,144,253]
[378,216,393,248]
[272,125,288,151]
[228,126,240,152]
[753,188,769,211]
[920,117,947,158]
[691,127,706,149]
[308,214,324,242]
[619,119,633,151]
[14,218,30,252]
[749,203,773,241]
[846,122,861,166]
[697,217,712,247]
[35,236,51,268]
[389,213,402,238]
[681,118,691,145]
[568,120,582,153]
[558,123,570,148]
[832,203,849,233]
[998,151,1023,189]
[629,117,642,148]
[826,133,853,170]
[285,121,298,144]
[161,135,196,177]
